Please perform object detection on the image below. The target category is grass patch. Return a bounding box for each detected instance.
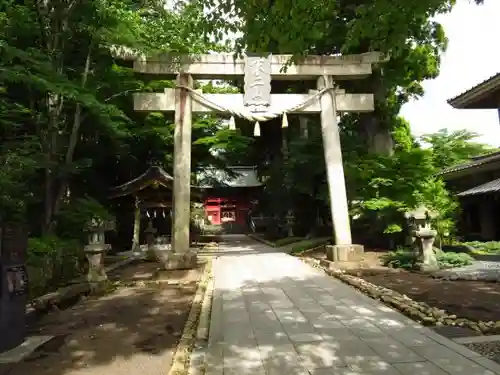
[272,236,303,247]
[289,237,331,254]
[248,233,303,247]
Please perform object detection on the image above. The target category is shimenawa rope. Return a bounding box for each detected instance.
[174,82,334,136]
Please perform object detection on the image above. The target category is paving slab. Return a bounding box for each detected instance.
[206,235,500,375]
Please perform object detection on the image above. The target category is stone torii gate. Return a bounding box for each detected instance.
[127,52,387,267]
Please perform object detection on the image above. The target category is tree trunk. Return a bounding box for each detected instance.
[364,114,395,156]
[362,71,394,156]
[52,45,93,222]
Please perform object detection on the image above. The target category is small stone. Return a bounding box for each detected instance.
[478,322,489,332]
[467,322,481,332]
[422,316,435,325]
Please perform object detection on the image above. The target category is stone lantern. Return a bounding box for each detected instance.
[285,210,295,237]
[145,221,158,261]
[84,218,115,283]
[405,206,439,272]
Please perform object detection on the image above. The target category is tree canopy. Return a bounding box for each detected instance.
[419,128,496,171]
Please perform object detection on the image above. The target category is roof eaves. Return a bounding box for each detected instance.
[437,151,500,177]
[447,72,500,109]
[457,177,500,197]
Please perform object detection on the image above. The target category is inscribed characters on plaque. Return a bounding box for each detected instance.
[243,54,272,113]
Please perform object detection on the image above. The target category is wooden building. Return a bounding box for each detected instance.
[109,165,202,250]
[197,166,263,233]
[439,151,500,241]
[442,74,500,240]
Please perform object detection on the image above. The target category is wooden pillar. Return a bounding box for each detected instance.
[317,76,352,245]
[132,196,141,252]
[172,74,193,253]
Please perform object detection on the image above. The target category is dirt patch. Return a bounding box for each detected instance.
[358,270,500,323]
[6,261,203,375]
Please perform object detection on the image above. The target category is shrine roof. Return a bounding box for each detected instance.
[438,151,500,179]
[109,165,203,199]
[109,166,174,198]
[448,72,500,109]
[196,166,262,188]
[457,177,500,197]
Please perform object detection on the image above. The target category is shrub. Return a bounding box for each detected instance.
[463,241,500,255]
[56,197,114,241]
[441,244,473,254]
[437,252,474,268]
[27,235,85,299]
[381,249,416,270]
[381,248,474,270]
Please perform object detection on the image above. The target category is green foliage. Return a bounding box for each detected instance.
[289,237,331,254]
[273,237,303,247]
[419,128,495,171]
[437,252,474,269]
[56,197,114,240]
[462,241,500,255]
[381,249,417,270]
[27,236,84,299]
[381,248,474,270]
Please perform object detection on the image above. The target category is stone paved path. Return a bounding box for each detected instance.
[204,235,500,375]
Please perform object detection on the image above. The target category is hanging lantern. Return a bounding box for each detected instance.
[253,121,261,137]
[282,112,289,128]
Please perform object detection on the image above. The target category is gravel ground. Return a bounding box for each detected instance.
[464,341,500,364]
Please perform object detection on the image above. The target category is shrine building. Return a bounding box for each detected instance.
[441,73,500,240]
[196,166,263,233]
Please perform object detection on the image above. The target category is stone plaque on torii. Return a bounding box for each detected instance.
[243,54,272,113]
[115,49,388,268]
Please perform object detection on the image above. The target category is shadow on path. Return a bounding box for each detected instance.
[202,236,500,375]
[1,263,203,375]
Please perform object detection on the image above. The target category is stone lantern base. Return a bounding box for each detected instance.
[414,230,439,272]
[84,244,111,283]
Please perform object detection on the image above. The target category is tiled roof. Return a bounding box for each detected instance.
[447,72,500,109]
[438,151,500,176]
[457,177,500,197]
